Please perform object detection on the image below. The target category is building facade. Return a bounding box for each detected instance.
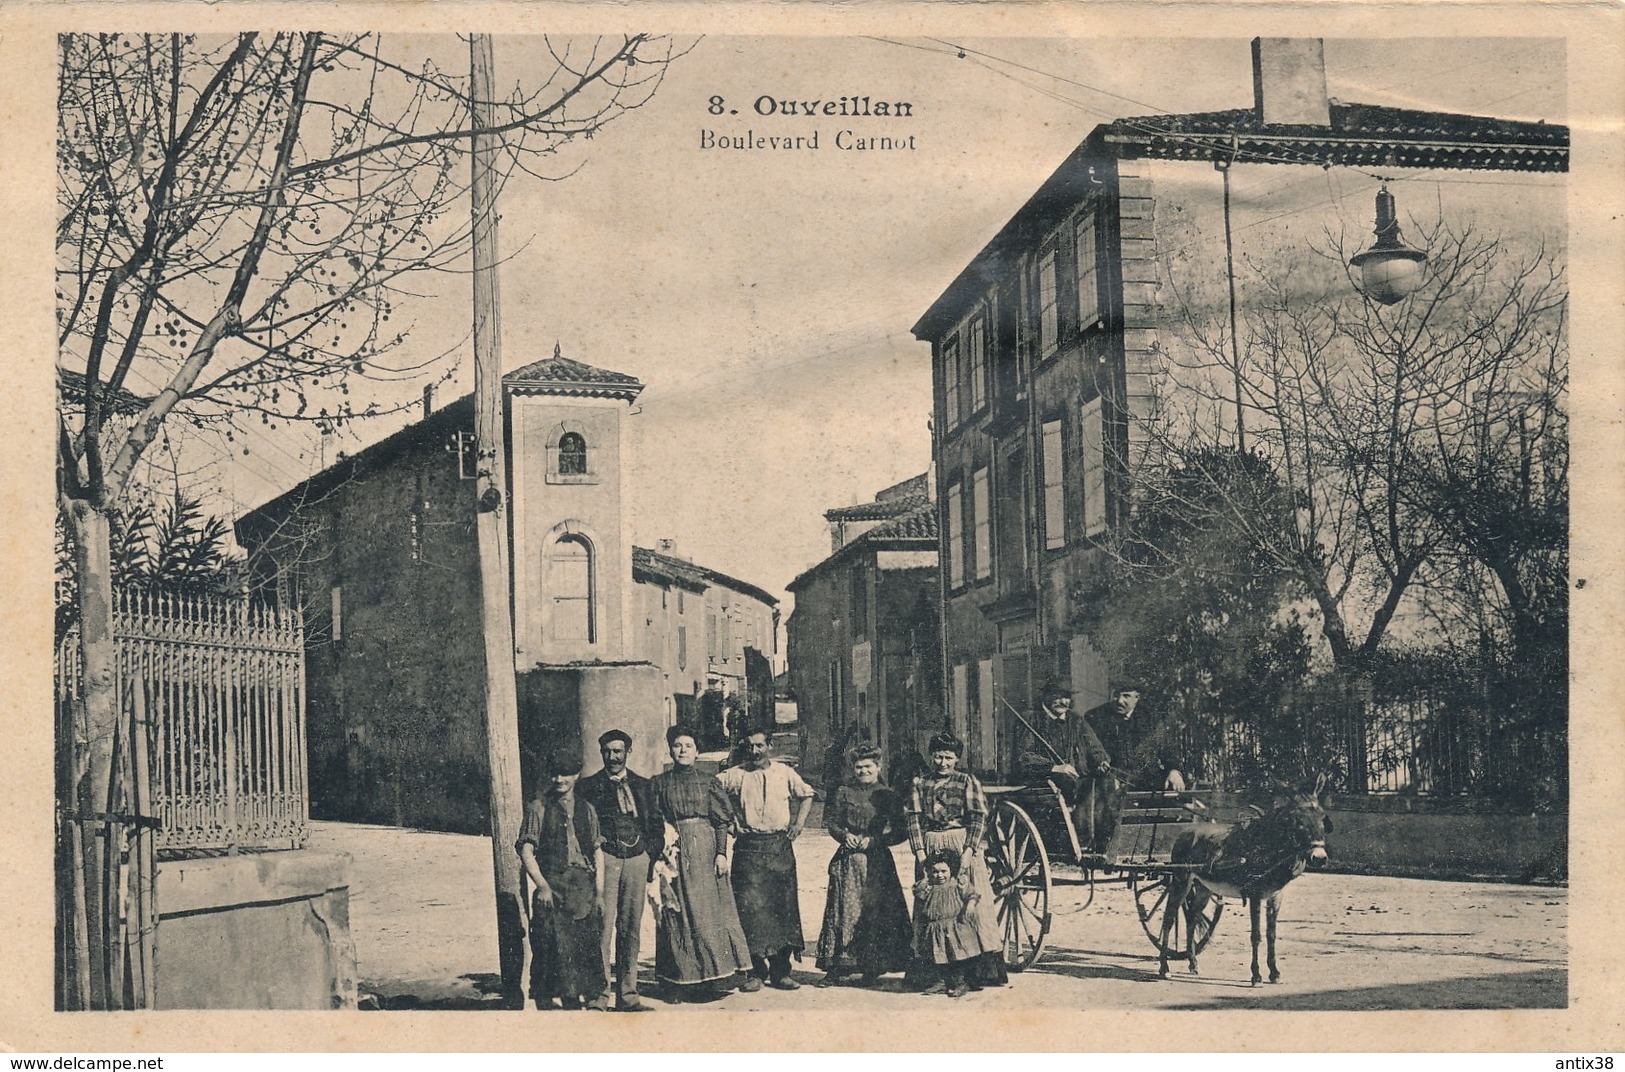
[786,475,942,784]
[911,38,1567,779]
[632,541,779,743]
[237,352,777,831]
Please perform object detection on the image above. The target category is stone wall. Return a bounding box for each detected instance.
[1323,799,1566,884]
[156,850,357,1010]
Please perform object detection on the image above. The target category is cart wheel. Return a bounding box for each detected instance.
[986,800,1052,972]
[1131,871,1222,961]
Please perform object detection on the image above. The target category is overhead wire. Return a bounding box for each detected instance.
[866,35,1567,190]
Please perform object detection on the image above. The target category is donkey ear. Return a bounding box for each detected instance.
[1313,771,1329,796]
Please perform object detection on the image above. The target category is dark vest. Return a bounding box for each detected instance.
[535,794,598,878]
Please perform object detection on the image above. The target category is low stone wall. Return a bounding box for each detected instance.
[156,849,358,1009]
[1185,792,1565,884]
[1322,798,1566,884]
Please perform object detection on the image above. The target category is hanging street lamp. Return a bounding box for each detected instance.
[1349,184,1428,304]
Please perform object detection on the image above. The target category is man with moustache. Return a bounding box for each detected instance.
[1082,685,1186,854]
[715,729,816,990]
[577,729,662,1012]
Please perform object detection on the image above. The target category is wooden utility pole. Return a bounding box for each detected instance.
[469,32,528,1009]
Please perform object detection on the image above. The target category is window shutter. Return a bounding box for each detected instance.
[968,315,987,413]
[947,483,965,588]
[1038,251,1058,356]
[1042,420,1066,548]
[972,468,991,580]
[1076,214,1099,329]
[1081,398,1106,536]
[943,338,962,429]
[977,658,996,768]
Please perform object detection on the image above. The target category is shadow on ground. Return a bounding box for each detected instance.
[1156,967,1566,1010]
[1026,948,1166,986]
[361,972,511,1011]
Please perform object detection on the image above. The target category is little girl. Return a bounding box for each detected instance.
[911,850,987,998]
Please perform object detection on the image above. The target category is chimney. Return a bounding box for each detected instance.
[422,383,435,416]
[1251,38,1330,126]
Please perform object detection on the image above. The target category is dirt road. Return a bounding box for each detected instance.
[309,819,1565,1012]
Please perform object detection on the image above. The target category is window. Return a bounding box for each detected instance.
[678,589,685,614]
[967,314,987,414]
[1038,250,1059,357]
[330,585,343,642]
[557,432,587,475]
[678,624,688,669]
[1075,213,1100,329]
[549,534,594,642]
[1080,397,1106,537]
[943,337,962,429]
[972,467,991,581]
[946,482,965,588]
[1042,420,1066,549]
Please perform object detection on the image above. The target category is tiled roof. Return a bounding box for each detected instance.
[914,99,1567,340]
[825,493,930,522]
[1104,103,1566,145]
[632,545,708,592]
[505,350,643,400]
[633,545,780,607]
[861,502,938,542]
[875,472,930,502]
[693,562,779,608]
[788,501,938,592]
[1098,102,1568,171]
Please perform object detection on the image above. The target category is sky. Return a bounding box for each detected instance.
[189,35,1568,633]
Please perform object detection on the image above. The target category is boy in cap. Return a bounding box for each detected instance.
[517,751,607,1009]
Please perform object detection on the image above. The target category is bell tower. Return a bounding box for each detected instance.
[505,345,644,668]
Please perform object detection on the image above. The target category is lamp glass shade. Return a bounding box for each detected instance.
[1352,248,1427,305]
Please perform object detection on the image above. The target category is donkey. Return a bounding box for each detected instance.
[1158,773,1332,985]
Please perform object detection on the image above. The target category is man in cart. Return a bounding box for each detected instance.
[1015,678,1109,854]
[1081,685,1187,854]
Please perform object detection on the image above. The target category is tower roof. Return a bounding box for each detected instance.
[505,346,644,402]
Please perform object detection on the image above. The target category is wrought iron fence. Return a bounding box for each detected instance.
[56,591,308,853]
[1169,675,1566,807]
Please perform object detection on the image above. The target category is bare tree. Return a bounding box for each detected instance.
[1153,220,1566,679]
[55,31,685,1010]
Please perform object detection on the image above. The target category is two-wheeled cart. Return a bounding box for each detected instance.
[982,777,1231,971]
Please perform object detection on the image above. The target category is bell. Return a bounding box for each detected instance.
[1349,186,1428,304]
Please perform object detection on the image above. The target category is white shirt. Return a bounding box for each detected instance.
[716,760,814,834]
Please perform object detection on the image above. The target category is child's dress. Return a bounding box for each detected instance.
[912,877,986,965]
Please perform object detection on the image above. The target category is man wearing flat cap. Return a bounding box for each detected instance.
[578,728,661,1012]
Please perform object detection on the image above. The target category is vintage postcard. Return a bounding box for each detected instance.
[3,0,1622,1055]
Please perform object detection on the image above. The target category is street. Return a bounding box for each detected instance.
[309,817,1566,1012]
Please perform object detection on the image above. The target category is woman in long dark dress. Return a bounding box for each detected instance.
[815,744,912,985]
[648,724,755,998]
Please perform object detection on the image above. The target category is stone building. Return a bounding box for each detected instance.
[785,474,942,786]
[911,38,1567,777]
[237,351,777,833]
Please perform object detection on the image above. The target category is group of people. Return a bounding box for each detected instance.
[517,680,1177,1010]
